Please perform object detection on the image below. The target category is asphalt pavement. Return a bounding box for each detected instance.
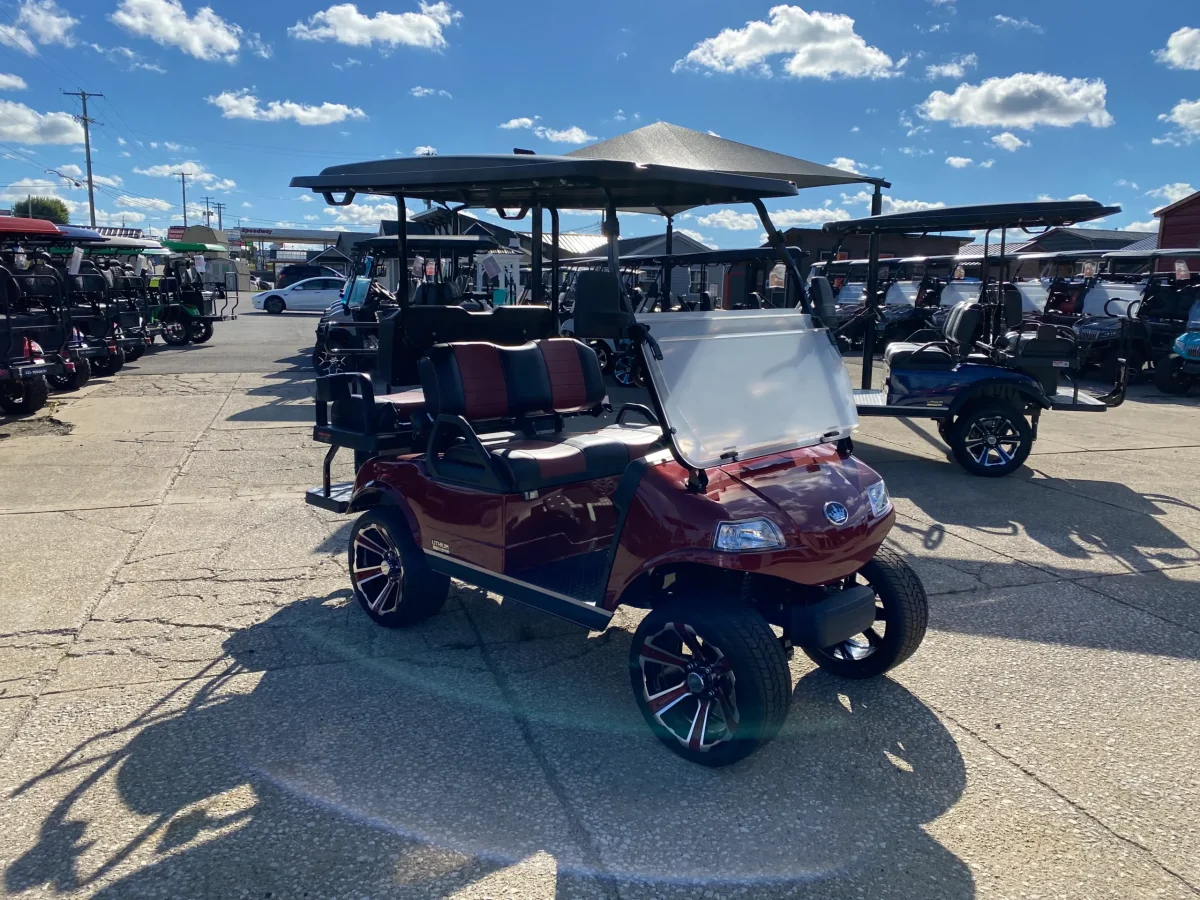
[0,313,1198,899]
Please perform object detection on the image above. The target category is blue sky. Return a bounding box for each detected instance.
[0,0,1196,244]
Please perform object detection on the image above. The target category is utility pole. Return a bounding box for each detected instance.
[62,89,103,227]
[176,172,191,226]
[200,195,213,227]
[213,201,226,231]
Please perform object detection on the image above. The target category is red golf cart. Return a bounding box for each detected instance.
[297,155,929,765]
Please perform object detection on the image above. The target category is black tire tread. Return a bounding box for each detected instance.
[349,507,450,629]
[1154,357,1192,395]
[948,401,1031,477]
[869,546,928,670]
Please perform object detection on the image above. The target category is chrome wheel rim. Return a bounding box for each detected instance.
[316,347,347,374]
[352,523,403,615]
[638,622,738,752]
[962,414,1022,467]
[827,573,885,662]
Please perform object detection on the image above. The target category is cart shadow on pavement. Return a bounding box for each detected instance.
[5,591,975,899]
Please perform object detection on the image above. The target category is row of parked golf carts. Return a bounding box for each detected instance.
[0,216,237,416]
[287,148,1158,766]
[813,238,1200,395]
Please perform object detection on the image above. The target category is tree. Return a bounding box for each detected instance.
[12,196,70,224]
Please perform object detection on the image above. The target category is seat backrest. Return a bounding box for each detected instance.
[808,276,836,319]
[942,300,982,351]
[572,271,634,338]
[698,290,715,311]
[377,303,554,387]
[419,338,603,422]
[1000,285,1024,330]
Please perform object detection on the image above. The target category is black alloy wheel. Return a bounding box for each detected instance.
[589,341,612,374]
[803,547,929,680]
[348,507,450,628]
[0,375,49,415]
[161,318,190,346]
[90,348,126,377]
[49,356,90,392]
[1154,356,1194,396]
[630,599,790,767]
[264,296,285,314]
[189,320,215,343]
[948,403,1032,477]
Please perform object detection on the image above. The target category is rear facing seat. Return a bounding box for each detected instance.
[420,338,662,492]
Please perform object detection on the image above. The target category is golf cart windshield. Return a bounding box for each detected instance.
[344,275,371,308]
[641,310,857,468]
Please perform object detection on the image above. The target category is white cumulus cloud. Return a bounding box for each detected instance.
[1122,219,1160,233]
[497,116,595,144]
[413,145,436,156]
[411,86,452,99]
[116,195,173,212]
[0,73,27,90]
[773,207,851,227]
[696,209,760,230]
[499,116,537,129]
[925,53,976,80]
[0,99,82,144]
[8,0,78,48]
[132,159,236,192]
[674,5,898,79]
[1154,26,1200,70]
[111,0,243,63]
[1146,182,1195,205]
[946,155,973,168]
[992,15,1042,34]
[920,72,1114,129]
[829,156,865,173]
[677,228,718,249]
[289,2,460,50]
[207,89,366,126]
[323,200,408,226]
[990,131,1030,151]
[841,191,946,214]
[1157,98,1200,143]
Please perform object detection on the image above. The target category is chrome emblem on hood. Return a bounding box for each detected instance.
[824,501,849,526]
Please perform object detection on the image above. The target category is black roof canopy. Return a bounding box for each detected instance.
[824,201,1121,236]
[355,234,499,257]
[568,122,887,189]
[290,154,798,215]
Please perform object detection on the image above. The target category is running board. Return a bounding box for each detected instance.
[425,550,613,631]
[853,389,950,419]
[305,482,353,513]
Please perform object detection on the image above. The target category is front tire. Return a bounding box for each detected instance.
[948,402,1032,477]
[91,348,126,377]
[349,507,450,628]
[1154,356,1193,395]
[803,547,928,680]
[630,599,790,767]
[264,296,285,315]
[0,375,49,415]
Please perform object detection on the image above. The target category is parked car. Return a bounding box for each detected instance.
[253,276,346,314]
[275,264,343,290]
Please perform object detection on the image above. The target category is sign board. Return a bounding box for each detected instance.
[481,255,502,280]
[411,256,425,277]
[67,246,83,275]
[1177,259,1191,280]
[425,260,436,278]
[193,255,206,273]
[166,226,186,241]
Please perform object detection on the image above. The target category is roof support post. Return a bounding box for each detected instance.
[396,195,408,306]
[549,207,560,328]
[662,216,673,301]
[603,198,619,275]
[861,184,883,390]
[751,198,810,314]
[531,205,543,304]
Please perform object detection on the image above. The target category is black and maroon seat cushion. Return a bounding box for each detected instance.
[419,338,604,423]
[444,423,662,492]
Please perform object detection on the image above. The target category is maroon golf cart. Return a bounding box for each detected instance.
[298,155,928,765]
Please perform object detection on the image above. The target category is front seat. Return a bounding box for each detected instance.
[884,300,982,370]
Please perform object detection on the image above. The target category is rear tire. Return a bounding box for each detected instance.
[630,598,790,767]
[161,318,190,346]
[348,507,450,628]
[125,342,145,362]
[189,321,215,343]
[91,348,126,377]
[948,402,1032,477]
[803,547,928,680]
[1154,356,1193,395]
[0,375,49,415]
[49,356,90,391]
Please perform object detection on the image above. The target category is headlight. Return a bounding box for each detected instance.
[714,518,786,552]
[866,480,892,518]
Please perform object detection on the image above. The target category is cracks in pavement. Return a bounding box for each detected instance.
[934,703,1200,897]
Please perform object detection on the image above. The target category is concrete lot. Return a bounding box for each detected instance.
[0,311,1198,899]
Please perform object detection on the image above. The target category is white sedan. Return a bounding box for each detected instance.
[253,276,346,313]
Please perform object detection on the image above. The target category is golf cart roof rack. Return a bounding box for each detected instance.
[0,215,63,237]
[290,154,799,214]
[823,201,1121,236]
[1103,247,1200,260]
[356,234,500,256]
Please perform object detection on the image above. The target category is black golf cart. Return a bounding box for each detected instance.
[296,153,931,766]
[0,253,61,414]
[1072,249,1200,380]
[313,233,501,375]
[819,201,1127,477]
